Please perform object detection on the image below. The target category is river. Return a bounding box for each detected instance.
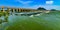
[1,11,60,30]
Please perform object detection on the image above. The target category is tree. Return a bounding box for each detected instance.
[37,7,46,10]
[51,9,56,11]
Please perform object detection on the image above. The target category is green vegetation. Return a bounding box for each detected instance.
[0,11,9,24]
[37,7,46,10]
[0,11,9,16]
[51,9,57,11]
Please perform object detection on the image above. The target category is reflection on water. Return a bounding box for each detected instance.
[0,11,60,30]
[1,12,42,30]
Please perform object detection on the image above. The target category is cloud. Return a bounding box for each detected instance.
[16,0,33,5]
[10,0,60,10]
[46,1,53,5]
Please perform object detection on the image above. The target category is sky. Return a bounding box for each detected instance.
[0,0,60,10]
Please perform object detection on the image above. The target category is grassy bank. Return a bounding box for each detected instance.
[0,11,9,24]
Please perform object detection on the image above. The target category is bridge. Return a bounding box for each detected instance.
[0,6,50,14]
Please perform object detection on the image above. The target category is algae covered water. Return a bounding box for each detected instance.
[2,11,60,30]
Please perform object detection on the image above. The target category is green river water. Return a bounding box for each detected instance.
[1,11,60,30]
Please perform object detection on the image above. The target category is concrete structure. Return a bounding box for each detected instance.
[0,6,50,13]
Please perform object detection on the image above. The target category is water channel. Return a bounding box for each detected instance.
[0,11,60,30]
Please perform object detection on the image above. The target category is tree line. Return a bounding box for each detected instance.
[37,7,57,11]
